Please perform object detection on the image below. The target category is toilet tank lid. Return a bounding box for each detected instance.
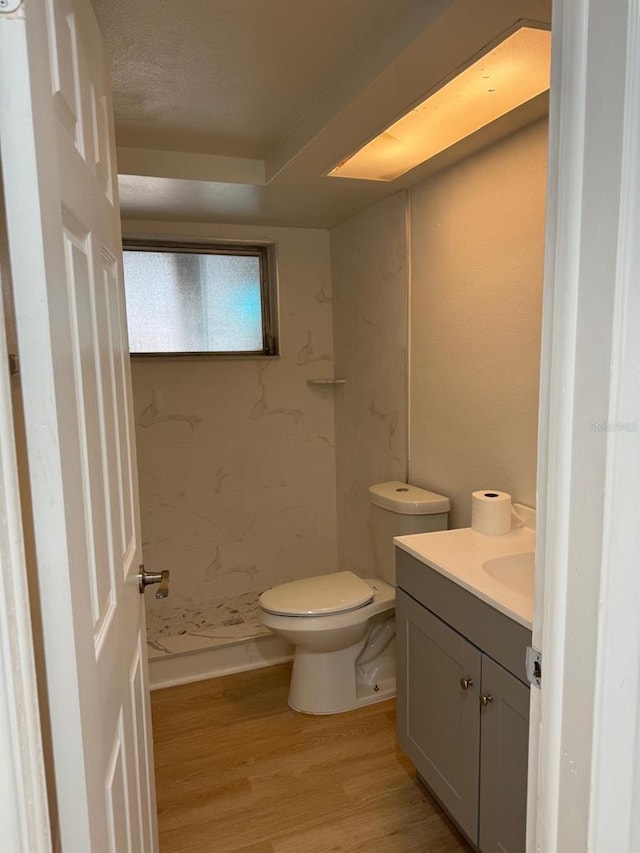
[259,572,373,616]
[369,481,451,515]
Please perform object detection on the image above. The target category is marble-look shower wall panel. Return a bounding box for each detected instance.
[144,522,338,605]
[137,432,334,497]
[125,221,338,622]
[136,438,336,553]
[133,381,336,447]
[330,193,408,578]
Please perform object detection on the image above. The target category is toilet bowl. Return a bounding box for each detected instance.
[259,481,450,715]
[260,573,395,714]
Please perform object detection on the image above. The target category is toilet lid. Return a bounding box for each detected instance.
[259,571,374,616]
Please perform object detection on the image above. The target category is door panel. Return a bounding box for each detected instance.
[130,632,156,852]
[396,589,481,842]
[63,219,114,632]
[479,655,530,853]
[46,0,84,151]
[0,1,158,849]
[106,713,130,852]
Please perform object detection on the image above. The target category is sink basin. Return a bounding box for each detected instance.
[395,508,536,628]
[481,552,534,598]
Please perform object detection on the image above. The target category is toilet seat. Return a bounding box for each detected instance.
[259,571,374,616]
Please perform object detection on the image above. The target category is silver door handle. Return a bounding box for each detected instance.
[138,566,170,599]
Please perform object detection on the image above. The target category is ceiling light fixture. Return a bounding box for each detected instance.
[328,23,551,182]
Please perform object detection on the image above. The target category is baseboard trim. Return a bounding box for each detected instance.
[148,634,294,690]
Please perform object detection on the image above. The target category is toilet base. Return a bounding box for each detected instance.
[287,627,396,714]
[288,677,396,715]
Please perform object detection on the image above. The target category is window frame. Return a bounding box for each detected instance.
[122,239,278,358]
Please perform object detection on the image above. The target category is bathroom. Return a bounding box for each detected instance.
[126,107,545,853]
[137,115,546,690]
[4,0,638,851]
[117,5,547,851]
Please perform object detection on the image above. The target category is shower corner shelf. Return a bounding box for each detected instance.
[306,378,346,386]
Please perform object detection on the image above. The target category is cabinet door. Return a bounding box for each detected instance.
[396,590,482,843]
[479,656,530,853]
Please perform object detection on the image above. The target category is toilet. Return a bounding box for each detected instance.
[259,481,450,714]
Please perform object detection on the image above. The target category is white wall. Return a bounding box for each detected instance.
[409,119,548,528]
[330,192,408,576]
[123,220,337,620]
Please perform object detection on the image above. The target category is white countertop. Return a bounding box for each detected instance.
[394,517,535,630]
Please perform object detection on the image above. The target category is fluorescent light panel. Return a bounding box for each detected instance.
[329,25,551,182]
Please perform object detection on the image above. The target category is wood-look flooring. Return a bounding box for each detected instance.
[151,663,471,853]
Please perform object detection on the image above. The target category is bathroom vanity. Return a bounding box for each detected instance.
[394,519,534,853]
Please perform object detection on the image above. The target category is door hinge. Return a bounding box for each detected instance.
[526,646,542,688]
[8,353,19,375]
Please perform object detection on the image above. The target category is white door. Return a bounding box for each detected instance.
[0,1,158,850]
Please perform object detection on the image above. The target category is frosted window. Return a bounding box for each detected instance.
[123,246,274,355]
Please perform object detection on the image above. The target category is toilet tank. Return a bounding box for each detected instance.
[369,481,450,585]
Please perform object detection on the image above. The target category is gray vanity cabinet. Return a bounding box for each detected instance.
[396,590,481,841]
[395,549,532,853]
[478,656,530,853]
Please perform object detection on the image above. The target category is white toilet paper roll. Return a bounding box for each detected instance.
[471,490,512,535]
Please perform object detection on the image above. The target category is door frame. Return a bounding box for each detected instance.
[0,211,52,851]
[528,0,640,850]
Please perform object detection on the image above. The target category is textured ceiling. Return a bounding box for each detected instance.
[92,0,552,228]
[92,0,400,157]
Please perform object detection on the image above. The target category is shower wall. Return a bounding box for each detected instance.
[124,220,338,634]
[330,192,409,577]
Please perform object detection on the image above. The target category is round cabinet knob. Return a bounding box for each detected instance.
[460,677,474,690]
[479,693,494,707]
